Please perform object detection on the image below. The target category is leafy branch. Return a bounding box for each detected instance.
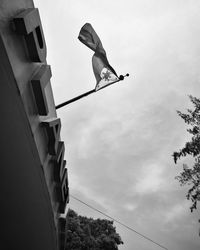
[173,95,200,213]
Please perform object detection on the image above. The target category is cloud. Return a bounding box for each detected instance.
[164,201,189,224]
[34,0,200,249]
[123,203,138,212]
[134,164,164,194]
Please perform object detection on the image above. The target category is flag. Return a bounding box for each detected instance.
[78,23,119,91]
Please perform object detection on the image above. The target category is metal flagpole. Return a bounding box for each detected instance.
[55,74,129,110]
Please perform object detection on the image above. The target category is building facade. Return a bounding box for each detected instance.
[0,1,69,249]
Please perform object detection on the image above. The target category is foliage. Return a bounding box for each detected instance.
[65,209,123,250]
[173,95,200,213]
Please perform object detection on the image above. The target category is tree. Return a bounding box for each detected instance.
[65,209,123,250]
[172,95,200,213]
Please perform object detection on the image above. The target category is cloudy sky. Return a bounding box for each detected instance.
[35,1,200,249]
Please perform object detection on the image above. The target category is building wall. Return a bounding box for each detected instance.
[0,1,69,249]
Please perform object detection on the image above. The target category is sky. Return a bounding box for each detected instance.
[34,1,200,249]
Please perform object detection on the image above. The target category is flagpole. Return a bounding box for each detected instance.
[55,73,129,110]
[55,89,96,109]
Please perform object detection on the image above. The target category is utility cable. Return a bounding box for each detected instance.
[70,194,168,250]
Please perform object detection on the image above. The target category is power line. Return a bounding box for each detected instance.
[70,194,168,250]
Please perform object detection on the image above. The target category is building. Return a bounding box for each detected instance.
[0,0,69,249]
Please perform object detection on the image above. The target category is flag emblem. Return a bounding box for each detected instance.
[101,68,112,81]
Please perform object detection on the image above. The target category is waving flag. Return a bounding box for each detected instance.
[56,24,128,109]
[78,23,119,91]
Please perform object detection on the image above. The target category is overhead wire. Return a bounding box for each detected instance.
[70,194,168,250]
